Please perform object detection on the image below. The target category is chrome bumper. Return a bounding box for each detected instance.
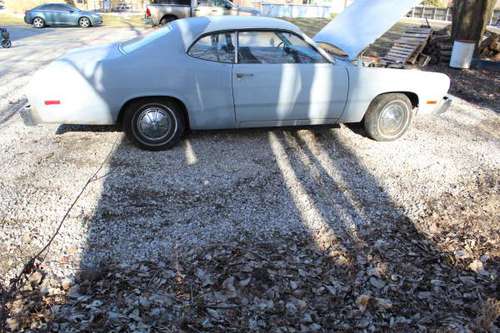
[433,96,452,115]
[20,104,40,126]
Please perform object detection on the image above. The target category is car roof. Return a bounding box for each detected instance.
[171,16,303,48]
[189,16,301,33]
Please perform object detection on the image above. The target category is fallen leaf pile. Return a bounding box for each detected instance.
[2,223,498,332]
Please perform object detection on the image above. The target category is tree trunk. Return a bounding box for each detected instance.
[451,0,495,50]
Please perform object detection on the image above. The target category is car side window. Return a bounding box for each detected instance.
[45,4,65,10]
[238,31,328,64]
[188,32,236,64]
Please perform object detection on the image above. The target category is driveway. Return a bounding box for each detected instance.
[0,25,499,331]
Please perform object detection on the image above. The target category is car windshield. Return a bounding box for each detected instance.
[120,26,173,54]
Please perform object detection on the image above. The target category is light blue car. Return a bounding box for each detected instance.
[24,13,451,151]
[24,3,102,28]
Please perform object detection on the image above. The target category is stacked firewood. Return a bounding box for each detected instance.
[423,27,453,65]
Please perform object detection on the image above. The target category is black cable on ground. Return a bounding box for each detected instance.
[0,134,121,329]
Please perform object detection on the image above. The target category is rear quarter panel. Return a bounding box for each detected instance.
[341,65,450,122]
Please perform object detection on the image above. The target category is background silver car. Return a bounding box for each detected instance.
[24,3,102,28]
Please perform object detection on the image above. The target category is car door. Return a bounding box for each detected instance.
[232,30,348,127]
[58,4,81,25]
[49,4,69,25]
[39,4,57,24]
[186,31,237,129]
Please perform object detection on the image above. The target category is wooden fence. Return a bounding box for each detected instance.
[261,4,500,26]
[261,3,332,18]
[408,6,500,26]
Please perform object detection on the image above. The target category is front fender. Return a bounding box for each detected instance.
[341,66,450,122]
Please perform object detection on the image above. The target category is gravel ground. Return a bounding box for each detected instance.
[0,25,499,331]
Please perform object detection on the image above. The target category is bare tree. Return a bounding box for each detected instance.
[451,0,495,48]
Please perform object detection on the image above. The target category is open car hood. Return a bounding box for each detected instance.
[313,0,421,60]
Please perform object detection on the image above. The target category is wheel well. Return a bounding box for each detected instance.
[79,16,91,25]
[117,96,190,129]
[160,15,178,23]
[397,91,419,108]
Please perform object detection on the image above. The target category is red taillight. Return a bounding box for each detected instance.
[44,100,61,106]
[146,8,151,17]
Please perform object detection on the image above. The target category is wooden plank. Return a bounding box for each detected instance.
[387,53,413,60]
[392,45,417,52]
[394,41,422,47]
[388,49,414,56]
[402,34,431,39]
[399,36,429,42]
[382,57,405,63]
[384,54,407,61]
[403,29,432,35]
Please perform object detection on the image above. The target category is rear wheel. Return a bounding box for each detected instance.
[363,93,414,141]
[32,17,45,28]
[79,17,91,28]
[123,99,185,151]
[160,15,177,25]
[1,40,11,48]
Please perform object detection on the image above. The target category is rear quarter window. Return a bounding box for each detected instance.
[120,26,173,54]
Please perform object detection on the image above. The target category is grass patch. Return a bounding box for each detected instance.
[0,12,25,26]
[0,11,146,28]
[101,13,147,28]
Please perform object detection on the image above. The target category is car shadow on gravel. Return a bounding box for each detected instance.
[55,124,121,134]
[5,125,498,331]
[3,24,498,330]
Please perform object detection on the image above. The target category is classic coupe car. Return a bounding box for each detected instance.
[23,0,451,150]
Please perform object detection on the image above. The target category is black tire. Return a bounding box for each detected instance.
[123,99,185,151]
[160,15,177,25]
[79,17,91,28]
[363,93,414,141]
[32,17,45,28]
[1,40,11,48]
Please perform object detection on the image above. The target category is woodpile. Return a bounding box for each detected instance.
[422,27,453,65]
[380,27,433,67]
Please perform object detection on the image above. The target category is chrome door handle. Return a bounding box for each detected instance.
[236,73,254,78]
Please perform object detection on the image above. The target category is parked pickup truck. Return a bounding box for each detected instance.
[145,0,260,26]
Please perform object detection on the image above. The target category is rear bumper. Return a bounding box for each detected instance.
[20,104,40,126]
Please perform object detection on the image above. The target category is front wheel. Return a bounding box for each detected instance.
[79,17,91,28]
[123,99,185,151]
[32,17,45,28]
[363,93,414,141]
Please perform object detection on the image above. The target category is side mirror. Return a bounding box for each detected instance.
[224,4,232,9]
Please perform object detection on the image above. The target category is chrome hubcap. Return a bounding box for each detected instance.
[34,18,43,27]
[81,18,90,27]
[137,107,172,141]
[379,101,407,136]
